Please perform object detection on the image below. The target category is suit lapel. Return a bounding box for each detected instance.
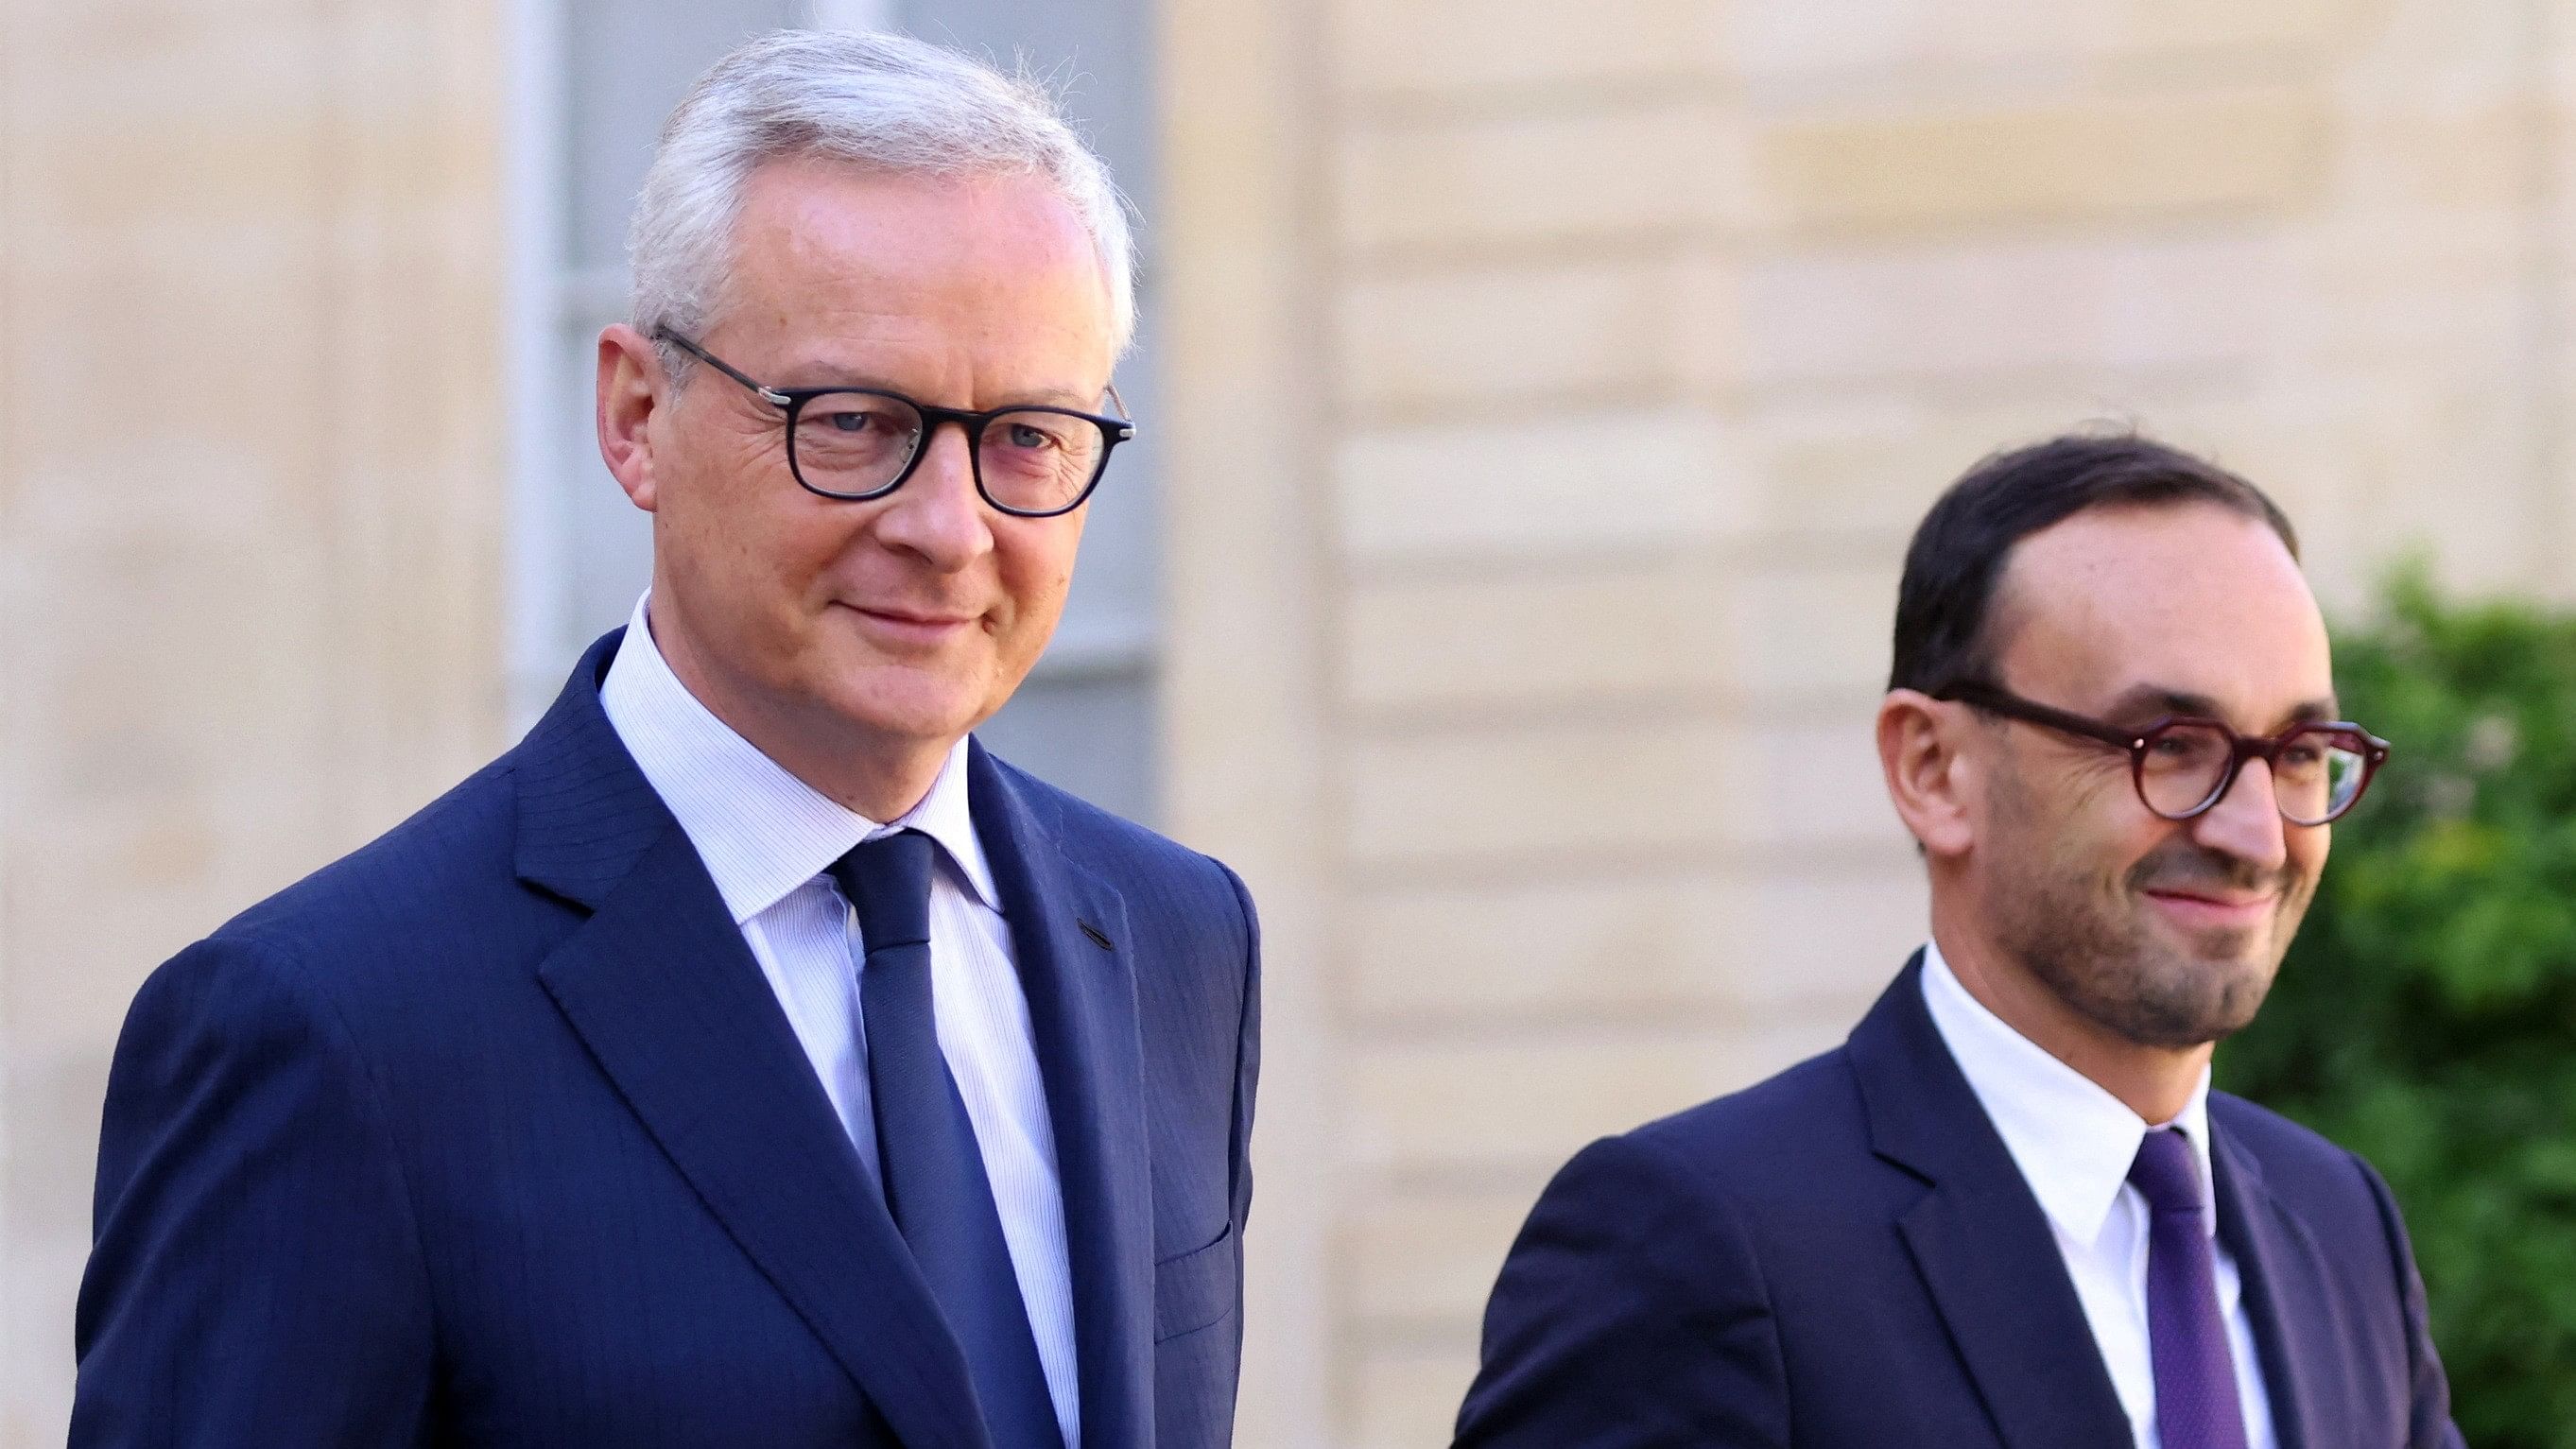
[1853,955,2135,1449]
[970,744,1156,1449]
[515,632,991,1449]
[2212,1108,2333,1449]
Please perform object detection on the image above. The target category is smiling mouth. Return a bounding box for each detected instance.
[839,602,979,647]
[2141,888,2278,928]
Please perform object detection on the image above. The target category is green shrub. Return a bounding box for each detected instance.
[2222,570,2576,1443]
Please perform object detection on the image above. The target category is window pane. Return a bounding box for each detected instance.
[526,0,1164,826]
[562,0,804,269]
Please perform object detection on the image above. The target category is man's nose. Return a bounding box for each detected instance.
[871,422,993,568]
[2189,755,2291,875]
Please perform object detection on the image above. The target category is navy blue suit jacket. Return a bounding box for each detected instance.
[1457,956,2461,1448]
[74,631,1260,1449]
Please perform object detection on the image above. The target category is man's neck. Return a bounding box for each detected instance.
[643,606,947,825]
[1928,909,2212,1127]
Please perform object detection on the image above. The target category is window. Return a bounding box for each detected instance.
[510,0,1163,821]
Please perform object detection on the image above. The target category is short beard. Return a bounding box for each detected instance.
[1987,785,2312,1051]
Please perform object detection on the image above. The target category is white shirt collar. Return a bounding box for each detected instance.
[597,592,999,923]
[1919,939,2217,1248]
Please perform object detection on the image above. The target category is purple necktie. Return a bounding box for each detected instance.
[2128,1128,2251,1449]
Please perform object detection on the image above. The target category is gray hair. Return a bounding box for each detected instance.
[630,29,1135,378]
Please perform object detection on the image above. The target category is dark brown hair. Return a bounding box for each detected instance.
[1889,431,2299,694]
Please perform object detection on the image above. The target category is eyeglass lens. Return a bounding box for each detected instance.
[790,392,1107,513]
[2136,722,2372,824]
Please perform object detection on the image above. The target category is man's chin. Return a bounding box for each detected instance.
[811,661,990,749]
[2149,952,2278,1045]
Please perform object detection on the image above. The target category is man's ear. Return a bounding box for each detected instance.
[1878,689,1979,858]
[596,323,666,512]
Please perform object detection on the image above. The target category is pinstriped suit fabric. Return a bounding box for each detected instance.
[601,597,1081,1444]
[72,630,1262,1449]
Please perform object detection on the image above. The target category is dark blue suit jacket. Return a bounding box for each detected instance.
[1457,955,2461,1448]
[74,631,1260,1449]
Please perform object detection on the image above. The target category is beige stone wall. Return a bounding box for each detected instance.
[0,1,509,1441]
[1163,1,2576,1445]
[11,1,2576,1446]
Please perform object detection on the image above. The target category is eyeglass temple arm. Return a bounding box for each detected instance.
[1103,380,1135,440]
[652,327,782,404]
[1933,682,2146,750]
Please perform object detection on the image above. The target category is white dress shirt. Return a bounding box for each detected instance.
[1919,940,2276,1449]
[599,594,1081,1446]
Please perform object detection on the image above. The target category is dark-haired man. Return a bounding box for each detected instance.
[1455,434,2461,1447]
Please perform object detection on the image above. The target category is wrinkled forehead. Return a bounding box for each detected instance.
[1986,501,2333,721]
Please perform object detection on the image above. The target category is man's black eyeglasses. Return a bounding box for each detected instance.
[1932,679,2392,826]
[655,328,1134,519]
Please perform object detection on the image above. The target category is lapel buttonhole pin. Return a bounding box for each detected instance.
[1078,921,1115,951]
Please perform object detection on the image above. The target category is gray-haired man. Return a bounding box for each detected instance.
[75,32,1257,1449]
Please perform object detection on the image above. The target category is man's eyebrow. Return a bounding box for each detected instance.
[1010,387,1111,410]
[2101,682,2342,727]
[2283,697,2341,725]
[2101,683,2223,719]
[774,363,909,393]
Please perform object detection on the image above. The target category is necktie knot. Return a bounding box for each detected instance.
[2129,1127,2205,1219]
[831,829,935,950]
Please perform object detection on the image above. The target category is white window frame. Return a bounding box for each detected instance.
[503,0,1162,818]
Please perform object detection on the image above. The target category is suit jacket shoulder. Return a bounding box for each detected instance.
[980,750,1255,958]
[1624,1048,1870,1204]
[215,757,549,966]
[2209,1089,2384,1208]
[2206,1089,2432,1340]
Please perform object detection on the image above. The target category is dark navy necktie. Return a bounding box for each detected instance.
[2128,1128,2251,1449]
[831,830,1063,1449]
